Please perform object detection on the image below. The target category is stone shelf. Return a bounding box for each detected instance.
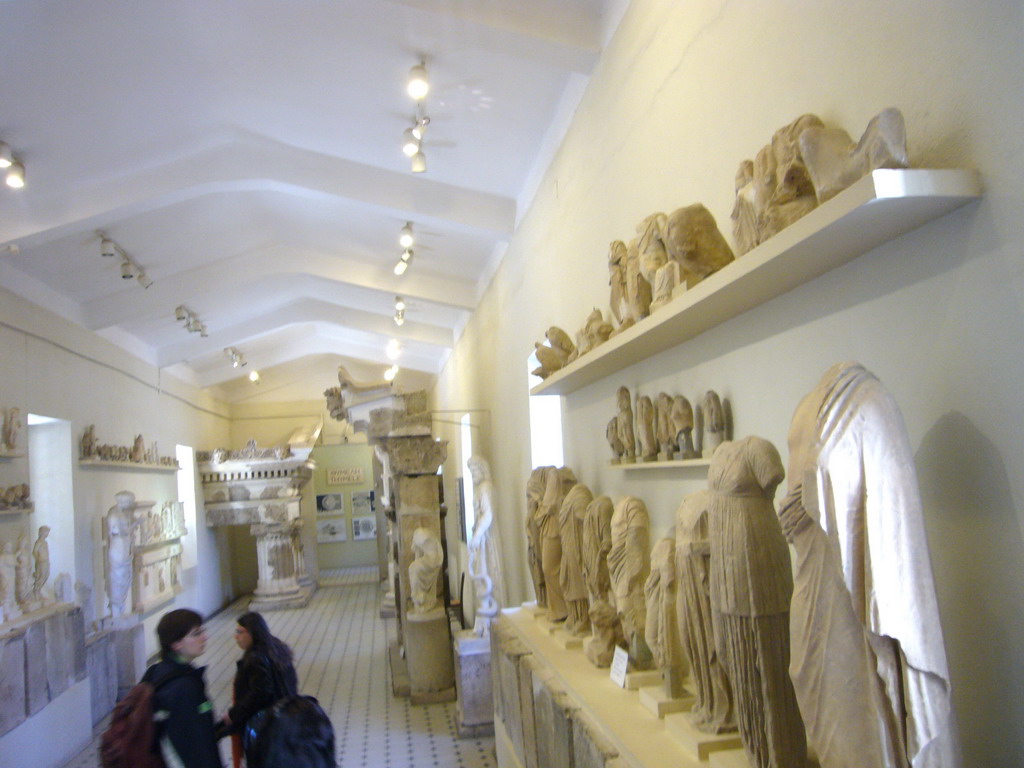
[609,458,711,471]
[0,449,24,460]
[531,168,982,396]
[79,459,179,473]
[0,503,33,517]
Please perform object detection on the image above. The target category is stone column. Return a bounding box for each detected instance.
[249,522,307,610]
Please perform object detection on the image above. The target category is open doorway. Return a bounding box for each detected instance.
[27,414,75,582]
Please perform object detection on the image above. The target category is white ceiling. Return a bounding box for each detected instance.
[0,0,614,401]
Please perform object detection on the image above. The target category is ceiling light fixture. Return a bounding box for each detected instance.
[386,338,402,361]
[6,161,25,189]
[225,347,247,368]
[0,142,12,169]
[393,248,413,276]
[411,149,426,174]
[100,237,118,258]
[175,305,207,335]
[136,270,153,289]
[175,305,188,321]
[407,62,429,101]
[402,130,420,158]
[249,370,261,384]
[384,364,399,382]
[120,258,134,280]
[399,223,414,249]
[394,296,406,312]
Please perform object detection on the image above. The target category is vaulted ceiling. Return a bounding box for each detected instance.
[0,0,611,402]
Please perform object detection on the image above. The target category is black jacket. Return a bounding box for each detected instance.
[142,656,223,768]
[226,650,298,733]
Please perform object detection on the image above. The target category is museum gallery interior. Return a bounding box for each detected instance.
[0,1,1022,767]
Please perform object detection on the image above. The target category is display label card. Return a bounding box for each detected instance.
[609,646,629,688]
[327,467,364,485]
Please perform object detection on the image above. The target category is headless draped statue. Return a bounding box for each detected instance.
[409,527,443,614]
[467,455,505,623]
[107,491,140,616]
[779,363,961,768]
[608,496,653,669]
[558,483,594,636]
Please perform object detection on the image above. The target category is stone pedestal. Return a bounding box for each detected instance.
[454,630,494,737]
[249,522,312,611]
[405,608,455,704]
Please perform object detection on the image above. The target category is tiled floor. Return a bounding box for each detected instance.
[61,567,497,768]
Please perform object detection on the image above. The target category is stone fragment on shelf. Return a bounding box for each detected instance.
[672,396,699,459]
[662,203,735,289]
[615,387,636,463]
[571,308,614,361]
[636,394,658,463]
[608,496,653,671]
[531,326,576,379]
[701,391,727,458]
[656,392,676,461]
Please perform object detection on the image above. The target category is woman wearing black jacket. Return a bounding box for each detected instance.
[220,611,299,768]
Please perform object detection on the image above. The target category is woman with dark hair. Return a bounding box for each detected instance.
[248,695,336,768]
[141,607,223,768]
[220,611,299,768]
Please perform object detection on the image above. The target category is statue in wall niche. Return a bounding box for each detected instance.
[107,491,140,616]
[0,541,21,620]
[662,204,735,289]
[467,455,505,622]
[606,418,625,463]
[615,386,636,463]
[778,362,961,768]
[676,490,736,734]
[557,483,594,636]
[32,525,51,603]
[733,114,825,255]
[799,107,909,204]
[525,467,549,608]
[532,327,576,379]
[708,437,806,768]
[3,407,21,451]
[572,308,614,361]
[656,393,675,460]
[608,496,653,670]
[132,434,145,463]
[15,534,32,606]
[582,496,623,667]
[408,527,444,614]
[672,396,699,459]
[644,532,687,698]
[701,390,726,458]
[636,394,658,462]
[537,466,577,622]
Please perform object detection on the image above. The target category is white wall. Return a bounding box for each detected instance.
[433,1,1024,765]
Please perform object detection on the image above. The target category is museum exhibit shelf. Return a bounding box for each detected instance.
[609,458,711,472]
[0,450,24,460]
[0,503,33,517]
[531,169,982,396]
[79,459,180,473]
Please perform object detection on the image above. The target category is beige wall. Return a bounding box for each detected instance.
[433,1,1024,764]
[309,444,378,569]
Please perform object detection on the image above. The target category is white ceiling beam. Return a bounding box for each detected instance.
[0,134,515,250]
[81,245,476,330]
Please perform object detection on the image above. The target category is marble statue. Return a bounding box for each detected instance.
[32,525,51,602]
[606,418,625,463]
[608,240,630,327]
[672,395,699,459]
[731,160,758,256]
[131,434,145,463]
[558,483,594,636]
[532,327,576,379]
[582,496,622,666]
[708,437,806,768]
[1,542,21,620]
[778,362,960,768]
[676,490,736,733]
[467,455,505,623]
[636,394,658,462]
[615,386,636,463]
[537,466,578,622]
[644,532,687,697]
[525,467,549,607]
[107,491,140,616]
[732,114,824,255]
[625,238,652,324]
[572,308,615,360]
[2,407,21,451]
[656,392,675,460]
[609,238,651,331]
[15,534,31,605]
[608,496,653,670]
[800,108,909,204]
[409,527,444,614]
[662,204,735,289]
[636,212,678,311]
[701,390,726,457]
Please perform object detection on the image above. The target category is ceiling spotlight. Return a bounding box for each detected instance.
[185,316,198,332]
[6,161,25,189]
[411,149,426,174]
[394,296,406,311]
[199,323,208,338]
[384,364,399,382]
[386,339,402,361]
[0,142,12,169]
[411,116,430,141]
[407,62,429,101]
[399,223,414,249]
[175,305,188,321]
[0,244,20,256]
[402,129,419,158]
[394,310,405,327]
[100,237,117,258]
[120,258,134,279]
[225,347,246,368]
[393,259,408,276]
[136,271,153,289]
[249,370,261,384]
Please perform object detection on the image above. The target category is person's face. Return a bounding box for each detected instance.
[234,624,253,651]
[172,624,207,661]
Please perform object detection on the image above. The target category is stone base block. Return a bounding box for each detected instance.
[665,711,743,761]
[709,747,750,768]
[551,628,583,650]
[639,685,694,718]
[624,669,661,690]
[405,609,454,700]
[457,719,495,738]
[388,641,410,697]
[410,685,456,705]
[249,584,313,612]
[519,602,545,619]
[454,630,493,737]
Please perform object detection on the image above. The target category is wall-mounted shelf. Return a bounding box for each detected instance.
[0,504,34,517]
[0,450,24,460]
[531,168,982,396]
[609,457,711,471]
[79,459,180,473]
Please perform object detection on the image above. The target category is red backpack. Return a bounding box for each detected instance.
[99,669,188,768]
